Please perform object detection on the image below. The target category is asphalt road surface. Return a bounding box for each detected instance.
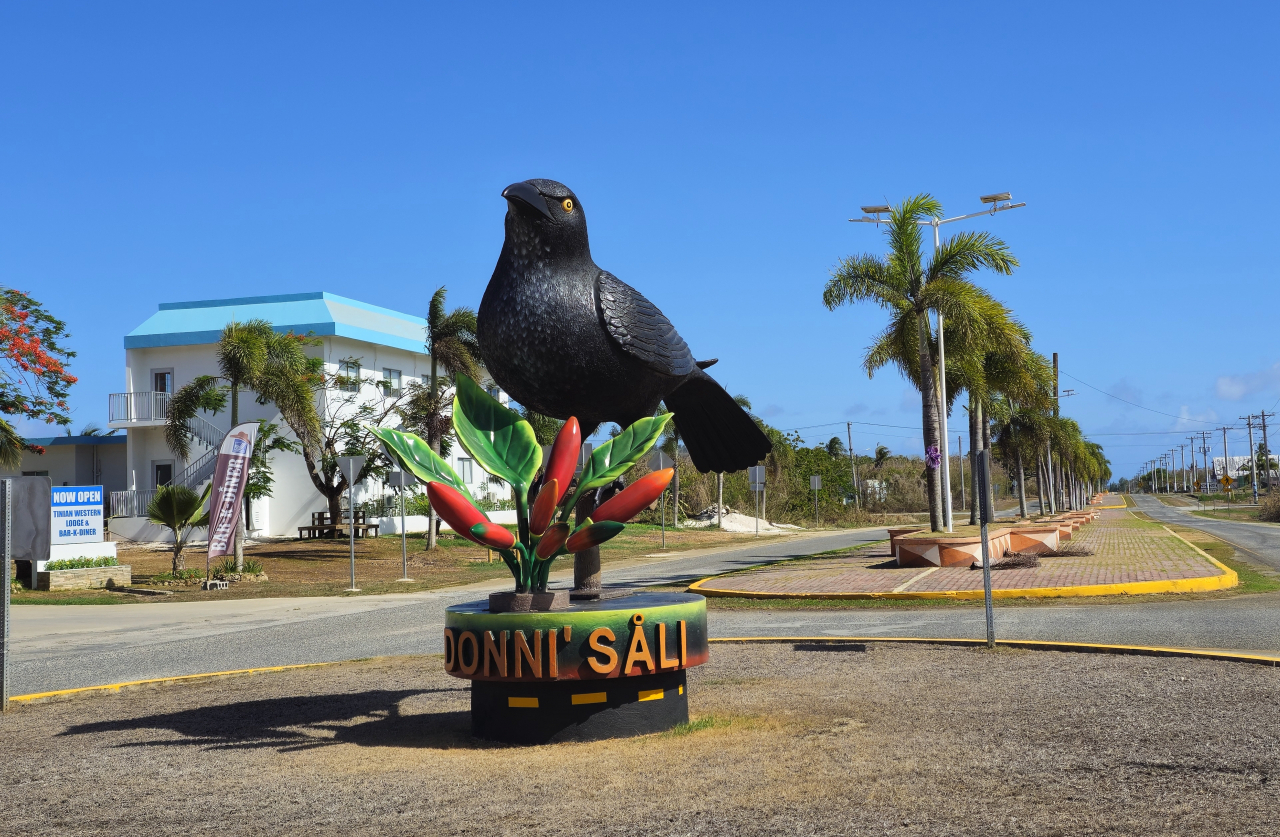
[9,507,1280,696]
[1130,492,1280,572]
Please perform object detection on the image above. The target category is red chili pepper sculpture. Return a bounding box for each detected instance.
[543,418,580,504]
[529,478,559,536]
[591,468,674,523]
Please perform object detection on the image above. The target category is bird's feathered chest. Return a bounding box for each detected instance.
[478,226,618,397]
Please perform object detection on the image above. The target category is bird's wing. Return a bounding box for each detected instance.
[595,270,695,378]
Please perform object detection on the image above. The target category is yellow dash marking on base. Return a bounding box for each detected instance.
[508,697,539,708]
[678,685,684,695]
[571,691,607,705]
[638,689,664,701]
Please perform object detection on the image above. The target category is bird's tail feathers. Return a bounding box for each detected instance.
[664,370,772,473]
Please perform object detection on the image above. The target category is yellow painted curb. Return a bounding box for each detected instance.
[7,662,337,704]
[709,636,1280,667]
[688,522,1239,601]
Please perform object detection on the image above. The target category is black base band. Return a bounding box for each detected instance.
[471,670,689,745]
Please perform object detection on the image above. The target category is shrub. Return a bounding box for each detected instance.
[213,556,265,577]
[154,568,203,582]
[1260,492,1280,522]
[45,556,120,571]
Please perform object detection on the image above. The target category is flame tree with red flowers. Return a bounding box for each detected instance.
[0,288,77,467]
[372,375,673,593]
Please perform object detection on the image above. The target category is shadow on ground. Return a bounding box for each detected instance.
[57,688,477,753]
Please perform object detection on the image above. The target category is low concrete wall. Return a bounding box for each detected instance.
[38,564,132,591]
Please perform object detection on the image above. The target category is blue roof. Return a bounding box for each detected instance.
[125,292,428,353]
[27,435,127,447]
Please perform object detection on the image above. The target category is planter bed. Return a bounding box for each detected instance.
[37,564,132,591]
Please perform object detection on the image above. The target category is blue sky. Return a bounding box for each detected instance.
[3,2,1277,479]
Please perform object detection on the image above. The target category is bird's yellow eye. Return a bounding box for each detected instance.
[562,198,574,213]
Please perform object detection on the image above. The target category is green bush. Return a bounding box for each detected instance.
[45,556,120,571]
[1260,493,1280,522]
[213,556,265,577]
[154,568,203,582]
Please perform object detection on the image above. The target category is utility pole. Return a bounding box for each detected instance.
[847,422,858,510]
[1178,443,1187,493]
[1262,411,1274,494]
[1242,415,1259,504]
[1187,436,1199,492]
[1200,431,1213,494]
[1220,427,1232,493]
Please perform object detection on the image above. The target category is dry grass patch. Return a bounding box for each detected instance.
[5,644,1278,835]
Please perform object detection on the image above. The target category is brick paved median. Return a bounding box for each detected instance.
[691,510,1234,598]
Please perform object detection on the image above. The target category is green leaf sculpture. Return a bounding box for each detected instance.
[370,425,482,511]
[452,374,542,493]
[563,413,672,514]
[369,378,674,595]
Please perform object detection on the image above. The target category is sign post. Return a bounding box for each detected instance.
[387,470,414,582]
[976,450,996,648]
[810,474,822,528]
[1,480,9,710]
[649,451,673,548]
[748,465,766,537]
[338,456,366,592]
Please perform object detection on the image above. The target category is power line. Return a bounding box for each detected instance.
[1060,370,1218,425]
[783,419,921,433]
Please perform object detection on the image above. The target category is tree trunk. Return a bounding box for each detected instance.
[1036,453,1048,515]
[968,399,980,526]
[916,314,943,531]
[427,355,439,550]
[172,540,184,575]
[717,473,723,528]
[1016,448,1028,519]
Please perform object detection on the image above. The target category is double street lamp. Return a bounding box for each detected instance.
[851,192,1026,531]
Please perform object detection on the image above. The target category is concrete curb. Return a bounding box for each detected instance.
[688,522,1239,601]
[7,662,337,705]
[709,636,1280,667]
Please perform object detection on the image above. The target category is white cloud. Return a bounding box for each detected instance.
[1215,362,1280,401]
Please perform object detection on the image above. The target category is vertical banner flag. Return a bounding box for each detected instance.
[207,422,259,560]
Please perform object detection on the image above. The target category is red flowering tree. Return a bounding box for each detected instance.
[0,287,77,466]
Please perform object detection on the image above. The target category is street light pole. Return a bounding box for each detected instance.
[851,192,1025,533]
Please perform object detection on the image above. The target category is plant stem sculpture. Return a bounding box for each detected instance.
[372,374,673,594]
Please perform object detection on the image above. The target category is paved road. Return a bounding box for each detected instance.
[10,507,1280,696]
[1130,493,1280,572]
[9,528,889,695]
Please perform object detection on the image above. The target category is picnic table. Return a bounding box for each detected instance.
[297,511,380,540]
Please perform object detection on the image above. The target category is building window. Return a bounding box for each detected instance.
[382,368,402,397]
[457,457,474,484]
[338,360,362,393]
[153,370,173,393]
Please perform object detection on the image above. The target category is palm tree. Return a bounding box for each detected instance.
[147,483,212,575]
[824,195,1018,530]
[873,445,891,469]
[415,286,481,549]
[165,319,320,569]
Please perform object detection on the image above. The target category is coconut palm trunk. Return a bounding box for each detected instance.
[917,315,944,531]
[969,400,980,526]
[981,408,996,521]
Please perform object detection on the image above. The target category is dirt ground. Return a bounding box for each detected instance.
[4,644,1277,836]
[13,523,776,604]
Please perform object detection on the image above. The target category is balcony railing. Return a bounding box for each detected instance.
[110,489,157,519]
[108,391,225,448]
[110,391,172,423]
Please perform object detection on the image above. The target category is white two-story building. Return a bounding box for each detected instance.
[107,291,502,540]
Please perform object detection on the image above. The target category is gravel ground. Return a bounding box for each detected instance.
[3,644,1278,836]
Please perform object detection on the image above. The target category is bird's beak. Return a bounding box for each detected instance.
[501,181,554,219]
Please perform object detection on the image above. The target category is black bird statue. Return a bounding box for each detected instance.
[478,179,771,474]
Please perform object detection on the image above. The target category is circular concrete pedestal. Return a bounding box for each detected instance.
[444,591,708,745]
[472,669,689,744]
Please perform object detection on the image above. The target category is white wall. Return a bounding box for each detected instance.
[117,335,512,541]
